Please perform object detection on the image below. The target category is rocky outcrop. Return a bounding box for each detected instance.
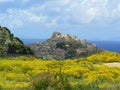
[0,26,33,56]
[48,32,80,42]
[29,32,101,59]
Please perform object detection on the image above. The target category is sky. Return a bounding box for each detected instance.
[0,0,120,41]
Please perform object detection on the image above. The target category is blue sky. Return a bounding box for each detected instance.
[0,0,120,41]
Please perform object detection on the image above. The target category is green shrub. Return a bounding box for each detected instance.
[42,55,55,60]
[31,73,72,90]
[65,49,77,59]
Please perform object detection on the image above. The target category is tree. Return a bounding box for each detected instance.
[65,49,77,59]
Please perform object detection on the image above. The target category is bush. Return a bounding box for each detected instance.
[65,49,77,59]
[31,73,72,90]
[42,55,55,60]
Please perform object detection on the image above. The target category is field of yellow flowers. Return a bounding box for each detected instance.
[0,51,120,90]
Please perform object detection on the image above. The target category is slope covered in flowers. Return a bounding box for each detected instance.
[0,51,120,90]
[87,51,120,63]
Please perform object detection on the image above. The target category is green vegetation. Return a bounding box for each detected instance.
[0,27,33,56]
[56,41,82,50]
[56,41,83,59]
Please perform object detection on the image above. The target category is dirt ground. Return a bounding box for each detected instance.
[104,62,120,67]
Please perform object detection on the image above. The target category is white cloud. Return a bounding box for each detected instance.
[0,8,48,28]
[33,0,111,24]
[0,0,120,28]
[68,0,110,23]
[0,0,15,3]
[22,0,30,3]
[46,17,59,28]
[0,0,31,4]
[111,4,120,19]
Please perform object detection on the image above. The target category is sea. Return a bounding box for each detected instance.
[22,39,120,53]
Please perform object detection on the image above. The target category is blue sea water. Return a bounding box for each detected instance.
[90,41,120,53]
[22,39,120,53]
[22,39,46,44]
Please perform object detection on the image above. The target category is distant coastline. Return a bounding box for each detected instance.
[90,41,120,53]
[22,39,46,45]
[22,39,120,53]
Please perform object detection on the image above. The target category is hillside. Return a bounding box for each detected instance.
[0,26,33,56]
[29,32,102,59]
[0,51,120,90]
